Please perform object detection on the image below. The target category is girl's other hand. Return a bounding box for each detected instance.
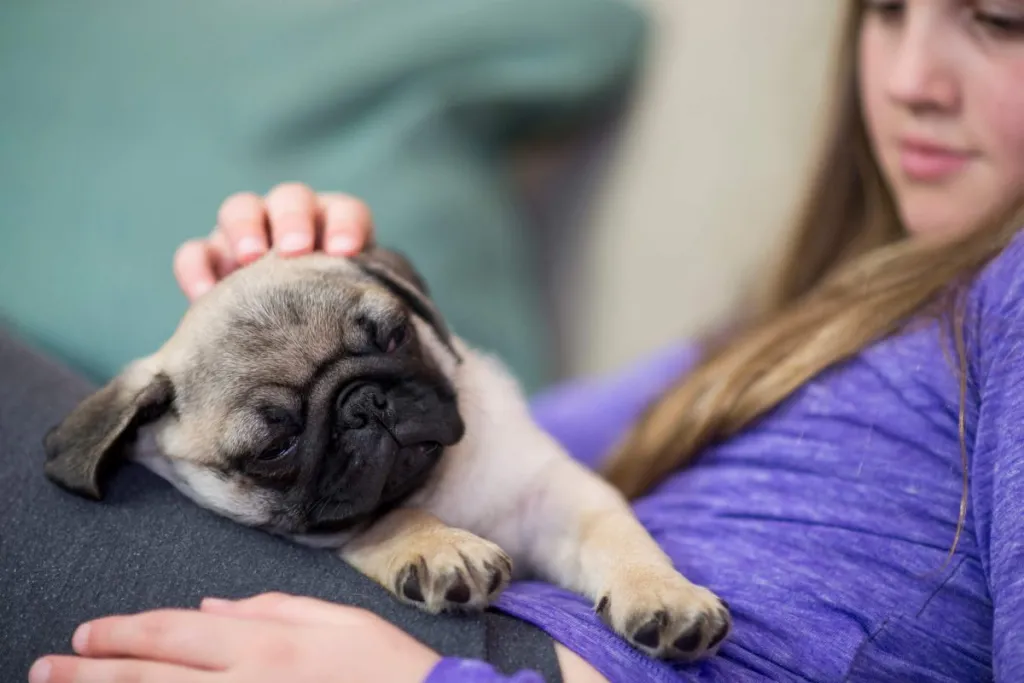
[29,592,440,683]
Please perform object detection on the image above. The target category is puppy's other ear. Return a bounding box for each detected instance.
[43,362,173,500]
[354,246,461,361]
[357,246,431,296]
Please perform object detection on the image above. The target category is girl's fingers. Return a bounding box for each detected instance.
[177,185,371,302]
[216,191,268,264]
[173,240,218,301]
[207,229,238,279]
[265,183,317,256]
[32,655,216,683]
[68,610,245,671]
[200,592,366,629]
[318,193,375,256]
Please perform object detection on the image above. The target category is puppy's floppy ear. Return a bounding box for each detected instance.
[43,361,174,500]
[354,246,461,362]
[357,246,432,296]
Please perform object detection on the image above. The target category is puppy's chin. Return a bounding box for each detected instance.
[284,377,464,536]
[294,434,452,536]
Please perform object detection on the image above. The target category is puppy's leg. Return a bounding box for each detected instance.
[339,508,512,614]
[418,351,730,660]
[521,459,731,661]
[453,447,730,661]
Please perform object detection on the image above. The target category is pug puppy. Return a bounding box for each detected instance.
[43,247,730,661]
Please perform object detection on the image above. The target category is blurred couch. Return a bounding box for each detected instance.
[0,0,648,394]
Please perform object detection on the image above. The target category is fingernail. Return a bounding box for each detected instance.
[28,659,51,683]
[192,280,214,299]
[278,232,312,254]
[72,623,91,653]
[236,236,265,260]
[327,234,358,255]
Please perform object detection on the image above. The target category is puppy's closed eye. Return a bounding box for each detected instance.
[239,437,302,489]
[260,404,302,432]
[240,405,303,477]
[255,434,299,463]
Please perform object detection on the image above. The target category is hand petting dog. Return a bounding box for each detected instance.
[173,183,375,301]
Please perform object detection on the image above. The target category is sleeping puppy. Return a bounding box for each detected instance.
[43,247,730,661]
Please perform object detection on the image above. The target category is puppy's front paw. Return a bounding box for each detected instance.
[596,566,731,661]
[392,529,512,614]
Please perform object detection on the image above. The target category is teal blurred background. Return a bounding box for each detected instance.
[0,0,648,394]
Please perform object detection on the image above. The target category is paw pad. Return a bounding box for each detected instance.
[632,612,666,649]
[399,562,426,603]
[444,574,471,604]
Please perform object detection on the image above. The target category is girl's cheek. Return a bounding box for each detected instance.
[978,58,1024,186]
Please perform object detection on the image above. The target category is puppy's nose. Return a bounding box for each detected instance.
[338,384,392,429]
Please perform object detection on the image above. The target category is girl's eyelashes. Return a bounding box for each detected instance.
[974,10,1024,39]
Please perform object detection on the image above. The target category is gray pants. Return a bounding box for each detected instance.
[0,328,562,682]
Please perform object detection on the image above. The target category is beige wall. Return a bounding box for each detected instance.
[570,1,846,376]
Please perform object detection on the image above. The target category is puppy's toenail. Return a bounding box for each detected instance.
[708,621,730,649]
[486,566,503,594]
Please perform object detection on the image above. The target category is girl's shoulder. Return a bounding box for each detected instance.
[959,227,1024,393]
[970,226,1024,323]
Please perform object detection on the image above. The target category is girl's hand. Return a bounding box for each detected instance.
[29,592,440,683]
[174,183,375,301]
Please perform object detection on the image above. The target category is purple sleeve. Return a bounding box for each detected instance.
[528,342,700,470]
[968,230,1024,682]
[423,658,545,682]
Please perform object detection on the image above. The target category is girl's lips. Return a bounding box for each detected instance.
[898,138,975,182]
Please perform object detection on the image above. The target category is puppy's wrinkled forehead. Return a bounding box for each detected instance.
[173,253,418,390]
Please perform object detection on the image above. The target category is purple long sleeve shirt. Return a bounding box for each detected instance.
[426,229,1024,682]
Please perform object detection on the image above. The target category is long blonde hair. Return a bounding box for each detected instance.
[601,2,1024,511]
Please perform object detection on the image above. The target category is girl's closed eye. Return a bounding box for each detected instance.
[862,0,904,19]
[974,1,1024,39]
[861,0,1024,38]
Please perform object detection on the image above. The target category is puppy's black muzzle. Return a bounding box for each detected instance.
[302,378,463,533]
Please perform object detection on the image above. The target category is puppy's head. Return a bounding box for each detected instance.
[43,247,465,537]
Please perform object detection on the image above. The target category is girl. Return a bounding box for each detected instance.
[22,0,1024,681]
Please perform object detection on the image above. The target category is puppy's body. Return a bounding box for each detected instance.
[45,249,730,661]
